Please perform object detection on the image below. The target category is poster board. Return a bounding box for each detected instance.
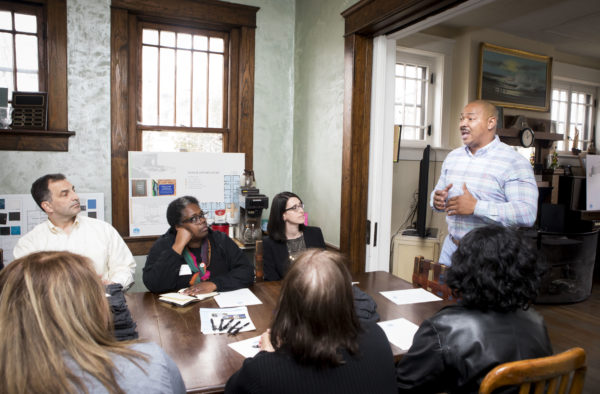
[586,154,600,210]
[128,152,244,236]
[0,193,104,265]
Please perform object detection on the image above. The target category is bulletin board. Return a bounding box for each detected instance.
[587,154,600,210]
[128,152,244,237]
[0,193,104,265]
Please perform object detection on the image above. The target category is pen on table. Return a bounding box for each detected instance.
[230,322,250,335]
[218,317,225,331]
[210,318,217,331]
[227,321,242,333]
[222,317,234,330]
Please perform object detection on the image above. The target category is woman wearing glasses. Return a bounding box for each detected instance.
[143,196,254,294]
[263,192,325,281]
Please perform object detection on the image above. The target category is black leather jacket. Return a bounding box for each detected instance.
[396,304,553,394]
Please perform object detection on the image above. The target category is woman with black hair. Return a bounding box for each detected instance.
[263,192,325,281]
[225,249,396,394]
[143,196,254,294]
[396,225,553,394]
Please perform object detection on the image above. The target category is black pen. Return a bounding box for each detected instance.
[222,317,234,330]
[227,320,241,333]
[210,318,216,331]
[218,317,225,331]
[231,322,250,335]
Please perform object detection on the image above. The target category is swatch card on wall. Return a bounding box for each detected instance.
[0,193,104,265]
[128,152,244,237]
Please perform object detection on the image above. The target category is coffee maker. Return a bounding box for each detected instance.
[236,187,269,245]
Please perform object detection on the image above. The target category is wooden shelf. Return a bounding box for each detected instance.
[497,127,563,141]
[0,128,76,151]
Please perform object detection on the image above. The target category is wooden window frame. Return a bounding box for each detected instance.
[111,0,258,254]
[0,0,74,152]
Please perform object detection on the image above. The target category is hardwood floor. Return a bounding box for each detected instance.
[534,281,599,393]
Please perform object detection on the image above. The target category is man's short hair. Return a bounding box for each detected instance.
[31,174,66,210]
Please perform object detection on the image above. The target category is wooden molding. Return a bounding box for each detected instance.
[0,129,75,151]
[340,0,468,273]
[124,235,158,256]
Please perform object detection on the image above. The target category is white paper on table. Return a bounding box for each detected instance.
[214,288,262,308]
[378,318,420,350]
[380,288,442,305]
[199,306,256,335]
[228,335,262,358]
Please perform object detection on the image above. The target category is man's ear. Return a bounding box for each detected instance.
[488,115,497,131]
[41,200,52,214]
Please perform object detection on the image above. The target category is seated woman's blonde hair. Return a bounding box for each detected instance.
[0,251,146,394]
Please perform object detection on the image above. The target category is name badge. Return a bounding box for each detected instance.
[179,264,192,276]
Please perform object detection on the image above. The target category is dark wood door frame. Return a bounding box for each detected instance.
[340,0,468,274]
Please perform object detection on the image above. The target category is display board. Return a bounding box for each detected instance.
[0,193,104,265]
[128,152,244,236]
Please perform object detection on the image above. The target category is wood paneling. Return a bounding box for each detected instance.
[237,26,255,170]
[340,0,468,273]
[46,0,68,131]
[0,129,75,151]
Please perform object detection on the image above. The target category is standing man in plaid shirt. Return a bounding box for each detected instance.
[432,100,538,265]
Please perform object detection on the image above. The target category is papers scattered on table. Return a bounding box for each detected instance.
[228,335,262,358]
[378,318,419,350]
[380,288,442,305]
[200,306,256,335]
[158,291,218,307]
[214,288,262,308]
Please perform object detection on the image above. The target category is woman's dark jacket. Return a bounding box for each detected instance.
[143,228,254,293]
[263,226,326,281]
[396,304,553,394]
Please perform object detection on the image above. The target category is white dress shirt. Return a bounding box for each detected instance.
[13,214,135,288]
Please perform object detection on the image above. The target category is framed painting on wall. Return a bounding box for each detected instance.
[477,43,552,112]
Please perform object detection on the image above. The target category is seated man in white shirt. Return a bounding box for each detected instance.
[13,173,136,289]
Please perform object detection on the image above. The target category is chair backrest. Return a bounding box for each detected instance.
[479,347,587,394]
[412,255,451,299]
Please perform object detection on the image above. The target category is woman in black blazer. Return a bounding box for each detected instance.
[263,192,325,281]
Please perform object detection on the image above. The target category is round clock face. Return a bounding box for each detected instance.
[520,128,534,148]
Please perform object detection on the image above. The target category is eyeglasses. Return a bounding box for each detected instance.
[284,203,304,212]
[181,212,205,224]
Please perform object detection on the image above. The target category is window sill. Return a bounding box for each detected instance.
[0,128,76,151]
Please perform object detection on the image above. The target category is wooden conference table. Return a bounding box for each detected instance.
[126,271,452,393]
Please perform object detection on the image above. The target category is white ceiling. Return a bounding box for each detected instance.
[439,0,600,61]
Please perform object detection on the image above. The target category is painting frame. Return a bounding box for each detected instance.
[477,43,552,112]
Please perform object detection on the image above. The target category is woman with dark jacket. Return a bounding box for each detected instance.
[263,191,325,281]
[225,249,397,394]
[143,196,254,295]
[396,225,553,394]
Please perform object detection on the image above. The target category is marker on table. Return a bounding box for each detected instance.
[210,318,217,331]
[230,322,250,335]
[218,317,225,331]
[222,317,234,330]
[227,321,241,334]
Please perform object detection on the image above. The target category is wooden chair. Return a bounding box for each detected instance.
[479,347,587,394]
[412,255,451,299]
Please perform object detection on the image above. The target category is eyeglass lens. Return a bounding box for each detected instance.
[184,213,205,223]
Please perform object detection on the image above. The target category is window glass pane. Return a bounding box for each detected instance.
[209,37,224,53]
[17,72,38,91]
[143,29,158,45]
[160,31,175,47]
[159,47,175,125]
[405,106,415,125]
[395,64,404,77]
[395,78,404,103]
[403,126,416,140]
[393,105,403,125]
[560,90,567,101]
[405,65,416,78]
[0,11,11,29]
[552,90,558,100]
[177,33,192,49]
[176,49,191,126]
[194,35,208,50]
[14,13,36,33]
[0,32,13,69]
[142,130,223,152]
[405,79,416,105]
[208,53,223,128]
[192,51,207,127]
[142,46,158,125]
[15,34,38,71]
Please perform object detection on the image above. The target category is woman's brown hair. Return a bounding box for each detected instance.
[270,249,361,367]
[0,251,146,394]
